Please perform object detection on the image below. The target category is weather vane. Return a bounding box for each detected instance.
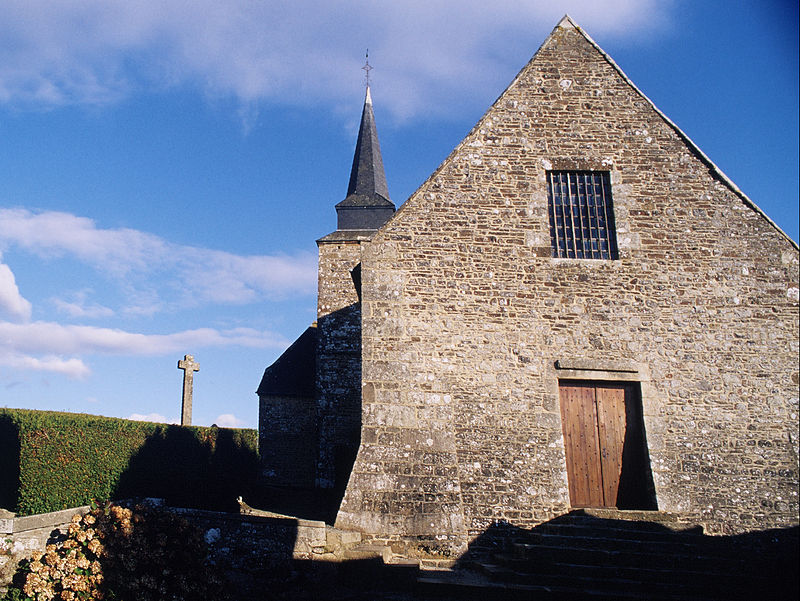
[362,49,373,87]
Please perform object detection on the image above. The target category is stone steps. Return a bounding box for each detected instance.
[417,570,556,601]
[491,553,746,585]
[474,558,763,599]
[532,521,705,542]
[415,510,777,600]
[570,508,682,523]
[416,568,707,601]
[341,542,393,562]
[507,541,750,572]
[514,532,711,557]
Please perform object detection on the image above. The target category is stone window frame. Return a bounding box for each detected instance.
[547,170,618,260]
[536,160,638,261]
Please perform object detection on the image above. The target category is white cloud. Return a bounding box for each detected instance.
[0,318,288,377]
[0,208,317,305]
[0,209,169,275]
[128,413,178,424]
[128,412,245,428]
[214,413,246,428]
[0,210,302,378]
[0,351,89,378]
[0,1,671,119]
[0,260,32,321]
[0,321,288,357]
[53,291,115,319]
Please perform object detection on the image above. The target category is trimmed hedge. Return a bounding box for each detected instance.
[0,408,259,516]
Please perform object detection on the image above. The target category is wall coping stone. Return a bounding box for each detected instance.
[0,506,90,535]
[168,505,327,530]
[0,501,329,536]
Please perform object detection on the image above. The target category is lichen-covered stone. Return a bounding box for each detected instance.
[315,240,367,488]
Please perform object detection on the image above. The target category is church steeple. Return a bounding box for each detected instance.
[335,84,395,231]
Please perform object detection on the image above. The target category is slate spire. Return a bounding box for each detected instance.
[345,86,390,202]
[335,85,395,231]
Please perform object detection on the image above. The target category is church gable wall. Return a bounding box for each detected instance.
[337,22,799,547]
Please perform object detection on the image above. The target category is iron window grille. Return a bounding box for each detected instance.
[547,170,619,260]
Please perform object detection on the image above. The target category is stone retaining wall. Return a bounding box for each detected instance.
[0,503,361,593]
[0,506,91,591]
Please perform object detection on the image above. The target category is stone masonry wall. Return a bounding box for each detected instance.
[259,395,317,487]
[336,20,799,551]
[316,240,365,489]
[1,503,360,596]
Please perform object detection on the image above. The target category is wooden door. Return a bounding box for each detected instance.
[559,381,634,508]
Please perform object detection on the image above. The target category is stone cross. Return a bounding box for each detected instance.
[177,354,199,426]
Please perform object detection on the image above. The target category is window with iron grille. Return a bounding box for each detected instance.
[547,171,619,260]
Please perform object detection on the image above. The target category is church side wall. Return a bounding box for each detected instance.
[258,394,317,488]
[336,25,799,550]
[316,241,364,489]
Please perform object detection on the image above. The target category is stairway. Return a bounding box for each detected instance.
[417,510,796,600]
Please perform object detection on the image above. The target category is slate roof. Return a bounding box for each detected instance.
[336,86,394,210]
[256,325,317,398]
[317,229,377,243]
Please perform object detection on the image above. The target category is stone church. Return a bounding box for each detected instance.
[259,16,799,553]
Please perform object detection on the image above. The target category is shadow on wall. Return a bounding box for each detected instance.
[257,325,319,489]
[257,301,363,525]
[618,382,658,510]
[310,302,363,523]
[113,426,260,512]
[315,301,363,484]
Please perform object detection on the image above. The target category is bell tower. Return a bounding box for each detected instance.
[315,79,395,490]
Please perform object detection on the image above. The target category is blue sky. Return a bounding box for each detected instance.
[1,1,797,429]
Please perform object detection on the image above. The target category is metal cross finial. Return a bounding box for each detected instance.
[362,50,372,87]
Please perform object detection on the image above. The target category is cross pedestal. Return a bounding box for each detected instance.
[177,354,200,426]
